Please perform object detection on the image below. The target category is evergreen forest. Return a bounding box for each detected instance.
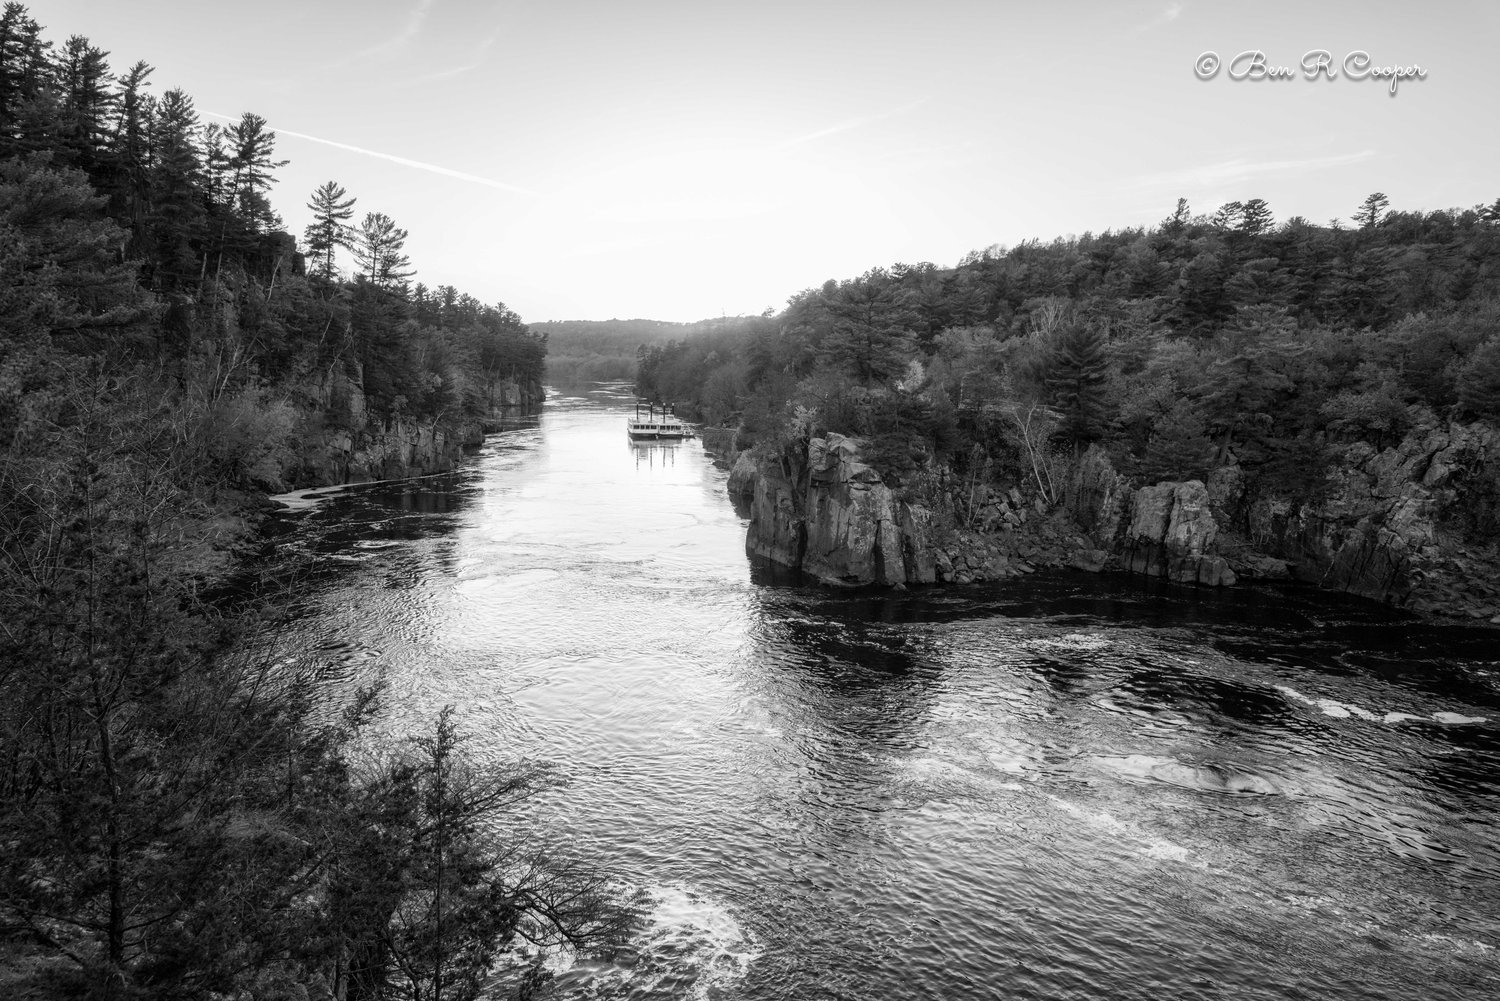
[636,193,1500,500]
[6,2,1500,998]
[0,7,600,1001]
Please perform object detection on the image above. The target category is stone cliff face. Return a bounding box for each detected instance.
[1121,481,1237,587]
[742,420,1500,618]
[285,362,545,488]
[1236,422,1500,618]
[743,434,1071,587]
[1068,452,1235,586]
[1068,421,1500,618]
[745,434,938,586]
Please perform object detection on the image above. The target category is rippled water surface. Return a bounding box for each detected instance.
[263,386,1500,1000]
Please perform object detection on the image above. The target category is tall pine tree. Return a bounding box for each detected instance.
[52,33,112,173]
[1044,322,1112,447]
[304,180,357,281]
[354,210,414,290]
[227,111,285,233]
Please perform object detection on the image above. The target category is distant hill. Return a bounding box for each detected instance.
[538,316,769,386]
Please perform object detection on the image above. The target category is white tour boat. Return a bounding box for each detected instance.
[626,402,687,440]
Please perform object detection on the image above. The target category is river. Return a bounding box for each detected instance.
[262,384,1500,1000]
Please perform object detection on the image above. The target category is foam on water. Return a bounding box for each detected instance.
[1276,684,1488,725]
[1025,631,1113,653]
[270,473,450,512]
[545,882,759,1000]
[1042,793,1204,868]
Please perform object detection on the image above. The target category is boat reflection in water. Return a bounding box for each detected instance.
[629,438,680,469]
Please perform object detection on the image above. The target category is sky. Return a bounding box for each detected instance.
[26,0,1500,322]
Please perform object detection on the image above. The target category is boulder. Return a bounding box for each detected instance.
[727,452,758,500]
[1071,548,1111,573]
[1119,480,1233,586]
[745,434,945,586]
[1240,420,1500,610]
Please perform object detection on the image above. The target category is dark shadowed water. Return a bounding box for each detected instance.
[262,385,1500,1000]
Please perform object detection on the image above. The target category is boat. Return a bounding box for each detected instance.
[626,401,687,440]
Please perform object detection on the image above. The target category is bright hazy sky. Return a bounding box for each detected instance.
[28,0,1500,322]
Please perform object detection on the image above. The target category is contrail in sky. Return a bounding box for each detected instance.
[772,99,929,151]
[205,112,536,196]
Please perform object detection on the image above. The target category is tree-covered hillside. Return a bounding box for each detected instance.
[540,315,770,389]
[0,8,627,1000]
[639,194,1500,496]
[1,1,546,494]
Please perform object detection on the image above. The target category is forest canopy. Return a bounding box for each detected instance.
[635,193,1500,495]
[0,8,609,1000]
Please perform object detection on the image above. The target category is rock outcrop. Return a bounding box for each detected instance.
[1069,423,1500,617]
[746,434,939,586]
[1237,422,1500,618]
[726,452,759,502]
[1068,450,1236,587]
[284,362,545,488]
[746,435,1075,586]
[295,417,480,487]
[1119,481,1237,587]
[742,420,1500,618]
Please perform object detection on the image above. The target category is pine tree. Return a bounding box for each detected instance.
[0,3,54,156]
[1176,251,1232,333]
[52,33,113,173]
[1140,398,1214,483]
[354,211,414,290]
[1457,338,1500,420]
[1160,196,1191,235]
[1239,198,1273,235]
[227,111,286,233]
[1044,322,1112,446]
[816,266,919,383]
[1199,309,1302,462]
[107,59,153,247]
[304,180,357,281]
[1211,200,1244,231]
[200,120,231,209]
[1354,192,1389,230]
[147,88,205,289]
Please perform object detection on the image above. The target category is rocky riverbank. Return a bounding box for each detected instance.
[735,432,1079,588]
[731,422,1500,621]
[280,362,545,490]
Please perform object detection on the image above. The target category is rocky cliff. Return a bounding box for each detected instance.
[745,434,938,586]
[741,421,1500,619]
[1239,423,1500,618]
[1068,451,1236,586]
[743,434,1078,587]
[284,361,545,489]
[1067,421,1500,619]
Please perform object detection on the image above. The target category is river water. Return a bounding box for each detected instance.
[263,385,1500,1000]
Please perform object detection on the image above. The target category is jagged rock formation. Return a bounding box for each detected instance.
[1122,481,1238,587]
[741,420,1500,619]
[1238,423,1500,618]
[1068,454,1235,585]
[746,434,938,586]
[1069,422,1500,618]
[727,452,758,501]
[744,434,1067,586]
[286,361,545,488]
